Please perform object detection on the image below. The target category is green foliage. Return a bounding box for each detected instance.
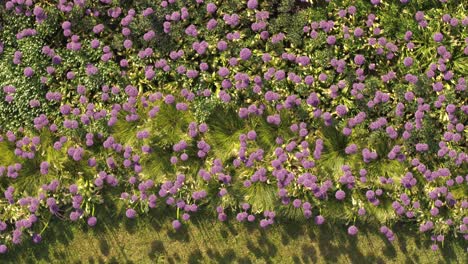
[140,145,175,182]
[112,111,141,146]
[315,123,351,181]
[205,106,247,162]
[365,199,397,224]
[243,182,277,213]
[277,203,305,222]
[149,103,192,148]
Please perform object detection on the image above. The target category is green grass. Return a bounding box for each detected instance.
[3,204,466,264]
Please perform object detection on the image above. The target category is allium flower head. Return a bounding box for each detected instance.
[0,245,7,254]
[206,3,217,14]
[433,32,443,42]
[240,48,252,60]
[336,105,348,116]
[327,35,336,45]
[348,225,358,235]
[354,27,364,37]
[24,67,34,77]
[354,54,365,65]
[403,57,413,67]
[247,0,258,9]
[126,208,137,219]
[172,220,182,230]
[335,190,346,200]
[315,215,325,225]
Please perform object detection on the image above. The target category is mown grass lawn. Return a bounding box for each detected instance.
[3,203,466,264]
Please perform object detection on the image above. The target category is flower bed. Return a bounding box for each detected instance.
[0,0,467,254]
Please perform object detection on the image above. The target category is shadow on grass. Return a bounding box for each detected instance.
[148,239,166,259]
[280,219,304,246]
[99,237,110,256]
[187,249,203,264]
[314,223,343,263]
[3,205,467,263]
[300,243,318,263]
[205,248,237,263]
[166,223,190,242]
[233,226,278,263]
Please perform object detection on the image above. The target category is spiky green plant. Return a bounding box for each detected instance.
[147,102,192,148]
[205,106,247,162]
[242,182,277,213]
[276,203,306,222]
[365,131,407,185]
[364,198,398,225]
[314,122,352,181]
[112,111,142,147]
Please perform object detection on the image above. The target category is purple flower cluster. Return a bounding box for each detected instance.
[0,0,467,253]
[380,226,395,242]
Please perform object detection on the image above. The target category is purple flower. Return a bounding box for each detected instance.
[29,99,41,107]
[345,144,358,155]
[207,3,217,14]
[182,213,190,221]
[348,225,358,236]
[327,35,336,45]
[0,245,7,254]
[24,67,34,77]
[93,24,104,34]
[403,57,413,67]
[228,57,239,66]
[347,6,357,14]
[336,105,348,116]
[40,161,50,175]
[433,32,443,42]
[335,190,346,200]
[354,54,365,65]
[240,48,252,60]
[66,71,75,80]
[247,130,257,140]
[319,73,328,82]
[267,114,281,125]
[315,215,325,225]
[275,70,286,81]
[126,208,137,219]
[358,208,366,216]
[265,91,279,101]
[123,39,133,49]
[415,143,428,152]
[218,67,230,77]
[247,0,258,9]
[296,56,310,66]
[186,70,199,79]
[86,64,98,75]
[262,53,271,62]
[70,211,81,221]
[0,221,7,231]
[354,27,364,37]
[217,40,228,51]
[185,24,198,37]
[198,62,209,72]
[32,233,42,244]
[143,30,156,41]
[142,7,154,16]
[172,220,182,230]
